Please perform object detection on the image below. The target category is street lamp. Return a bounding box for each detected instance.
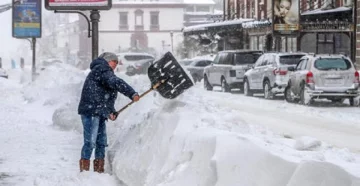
[170,31,174,53]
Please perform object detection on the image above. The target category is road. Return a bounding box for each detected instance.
[194,84,360,153]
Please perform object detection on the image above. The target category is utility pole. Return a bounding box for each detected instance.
[32,38,36,81]
[90,10,100,60]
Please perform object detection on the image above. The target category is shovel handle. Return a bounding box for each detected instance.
[115,81,163,115]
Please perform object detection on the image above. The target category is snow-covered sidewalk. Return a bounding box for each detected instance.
[0,66,120,186]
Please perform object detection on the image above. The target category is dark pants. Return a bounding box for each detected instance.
[80,115,107,160]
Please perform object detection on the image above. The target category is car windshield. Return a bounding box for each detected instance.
[180,60,193,66]
[314,58,352,70]
[234,52,262,65]
[279,55,305,65]
[124,55,154,61]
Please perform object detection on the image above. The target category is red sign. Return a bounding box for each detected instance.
[45,0,111,10]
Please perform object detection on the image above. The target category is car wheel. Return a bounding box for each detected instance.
[300,85,312,105]
[204,76,213,91]
[349,97,356,106]
[244,79,253,96]
[284,86,295,103]
[263,80,273,99]
[221,78,230,92]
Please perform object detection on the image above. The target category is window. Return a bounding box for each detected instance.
[300,59,308,70]
[150,11,159,31]
[195,60,211,67]
[234,52,262,65]
[254,55,264,67]
[218,53,229,65]
[279,55,306,65]
[314,58,352,70]
[119,12,128,30]
[296,60,304,71]
[213,54,221,64]
[134,9,144,31]
[267,54,276,65]
[196,5,210,12]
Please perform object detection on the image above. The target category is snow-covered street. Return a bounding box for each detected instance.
[1,64,360,186]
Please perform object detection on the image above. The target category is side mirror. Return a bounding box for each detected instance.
[288,66,295,71]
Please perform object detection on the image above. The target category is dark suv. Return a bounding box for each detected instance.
[203,50,263,92]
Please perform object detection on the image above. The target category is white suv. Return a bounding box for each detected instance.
[285,54,359,105]
[243,52,306,99]
[203,50,263,92]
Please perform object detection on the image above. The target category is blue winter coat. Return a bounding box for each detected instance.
[78,57,137,118]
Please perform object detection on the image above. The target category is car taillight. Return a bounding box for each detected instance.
[306,71,314,84]
[273,69,287,76]
[355,71,359,83]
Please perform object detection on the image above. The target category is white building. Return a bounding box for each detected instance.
[99,0,186,57]
[38,13,81,66]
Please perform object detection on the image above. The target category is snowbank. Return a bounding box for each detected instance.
[29,64,360,185]
[107,86,360,186]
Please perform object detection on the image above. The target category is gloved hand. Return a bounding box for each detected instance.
[108,112,119,121]
[132,93,140,102]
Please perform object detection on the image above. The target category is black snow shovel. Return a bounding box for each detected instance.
[115,52,194,115]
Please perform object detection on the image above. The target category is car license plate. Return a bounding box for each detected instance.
[325,79,342,85]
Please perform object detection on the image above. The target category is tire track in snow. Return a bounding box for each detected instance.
[193,87,360,153]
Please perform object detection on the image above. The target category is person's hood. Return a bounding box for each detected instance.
[90,58,110,70]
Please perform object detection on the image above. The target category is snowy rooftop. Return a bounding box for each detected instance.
[242,20,272,29]
[183,18,254,32]
[301,6,351,16]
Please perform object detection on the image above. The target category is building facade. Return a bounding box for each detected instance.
[183,0,217,27]
[38,13,82,66]
[98,0,186,58]
[183,0,357,62]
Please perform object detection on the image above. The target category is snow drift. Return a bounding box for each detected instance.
[24,63,360,186]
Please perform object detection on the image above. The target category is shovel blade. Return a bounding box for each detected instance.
[148,52,194,99]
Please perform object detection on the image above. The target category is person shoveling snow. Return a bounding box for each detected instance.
[77,52,193,173]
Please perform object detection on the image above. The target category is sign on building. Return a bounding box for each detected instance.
[272,0,300,36]
[45,0,112,11]
[12,0,42,38]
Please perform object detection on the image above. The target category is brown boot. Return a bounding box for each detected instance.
[79,159,90,172]
[93,159,105,173]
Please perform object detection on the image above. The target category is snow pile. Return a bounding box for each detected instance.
[107,84,360,186]
[294,136,322,151]
[22,63,85,106]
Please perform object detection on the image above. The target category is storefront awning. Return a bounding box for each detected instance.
[182,18,254,33]
[301,6,351,16]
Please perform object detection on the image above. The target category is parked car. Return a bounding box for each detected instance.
[125,58,155,76]
[179,59,194,67]
[204,50,263,92]
[284,54,359,106]
[39,58,63,70]
[0,68,8,79]
[185,59,212,83]
[243,52,306,99]
[116,52,155,72]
